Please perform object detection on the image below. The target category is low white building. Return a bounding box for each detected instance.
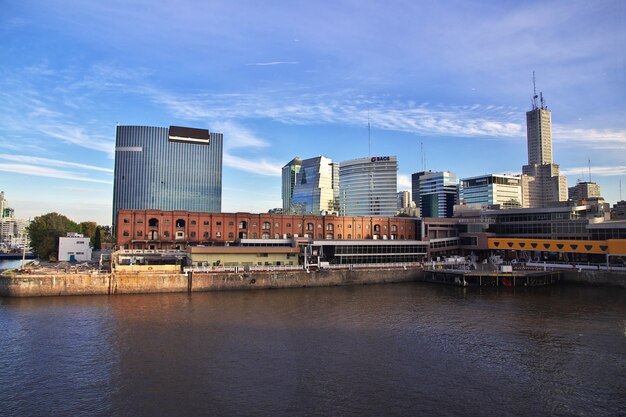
[58,233,92,262]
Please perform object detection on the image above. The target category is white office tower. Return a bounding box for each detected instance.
[339,156,398,217]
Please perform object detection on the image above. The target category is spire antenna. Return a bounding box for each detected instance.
[532,71,538,109]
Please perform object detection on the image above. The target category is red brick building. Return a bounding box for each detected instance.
[116,210,420,250]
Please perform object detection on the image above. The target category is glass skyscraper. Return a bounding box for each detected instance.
[112,125,223,226]
[290,156,336,215]
[412,171,457,218]
[339,156,398,217]
[282,157,302,213]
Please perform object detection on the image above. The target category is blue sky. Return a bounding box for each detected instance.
[1,0,624,225]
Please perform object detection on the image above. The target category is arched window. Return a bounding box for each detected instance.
[307,223,314,231]
[374,224,381,232]
[239,221,248,229]
[262,222,271,230]
[391,225,398,232]
[326,223,334,231]
[262,232,270,239]
[326,233,334,240]
[175,219,185,228]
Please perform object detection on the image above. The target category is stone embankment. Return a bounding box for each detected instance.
[0,267,424,297]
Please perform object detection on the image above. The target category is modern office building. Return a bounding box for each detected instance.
[521,91,567,207]
[112,125,223,227]
[338,156,398,217]
[289,156,337,215]
[412,171,457,218]
[281,157,302,213]
[460,174,522,209]
[568,181,601,201]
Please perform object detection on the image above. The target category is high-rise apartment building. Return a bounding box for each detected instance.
[460,174,522,209]
[339,156,398,217]
[568,181,601,201]
[290,156,337,215]
[281,157,302,213]
[521,89,567,208]
[412,171,457,218]
[112,125,223,227]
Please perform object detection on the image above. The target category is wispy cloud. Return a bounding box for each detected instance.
[0,163,113,184]
[561,165,626,177]
[223,153,282,176]
[398,174,412,190]
[0,154,113,173]
[247,61,299,66]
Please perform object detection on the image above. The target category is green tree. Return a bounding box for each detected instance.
[27,212,80,261]
[93,226,102,250]
[79,221,97,238]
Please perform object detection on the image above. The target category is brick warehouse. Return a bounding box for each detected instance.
[116,210,419,250]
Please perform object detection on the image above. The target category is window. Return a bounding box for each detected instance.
[136,231,142,237]
[123,231,129,236]
[137,219,143,224]
[275,223,280,228]
[229,221,234,226]
[317,224,322,229]
[286,223,291,228]
[326,233,333,239]
[392,225,397,232]
[148,218,158,227]
[263,222,271,230]
[307,223,314,231]
[239,221,248,229]
[374,224,381,232]
[123,218,130,224]
[228,232,234,238]
[327,224,334,231]
[176,219,185,228]
[203,220,209,226]
[203,232,209,238]
[175,231,184,239]
[262,232,270,239]
[347,234,352,239]
[165,220,170,225]
[163,231,170,237]
[190,232,196,238]
[76,241,85,244]
[216,221,222,226]
[216,232,221,238]
[252,222,258,227]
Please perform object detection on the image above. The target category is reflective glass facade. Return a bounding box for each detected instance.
[412,171,457,218]
[112,125,223,226]
[339,156,398,217]
[281,157,302,212]
[290,156,336,215]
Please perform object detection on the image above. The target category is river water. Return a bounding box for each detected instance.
[1,283,624,417]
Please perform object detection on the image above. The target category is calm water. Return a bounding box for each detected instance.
[1,283,625,417]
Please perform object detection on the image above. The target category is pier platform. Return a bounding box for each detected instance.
[424,268,561,287]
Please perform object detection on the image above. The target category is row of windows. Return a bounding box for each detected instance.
[122,218,407,232]
[334,245,426,255]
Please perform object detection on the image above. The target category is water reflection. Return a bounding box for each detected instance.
[1,284,625,417]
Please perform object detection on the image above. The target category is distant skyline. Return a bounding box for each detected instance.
[1,0,624,225]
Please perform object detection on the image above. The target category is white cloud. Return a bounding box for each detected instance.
[561,165,626,177]
[222,153,282,176]
[0,154,113,173]
[247,61,299,66]
[397,174,412,190]
[0,163,112,184]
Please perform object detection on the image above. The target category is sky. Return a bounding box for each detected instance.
[1,0,625,226]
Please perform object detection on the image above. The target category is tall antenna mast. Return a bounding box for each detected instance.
[532,71,538,110]
[588,158,592,182]
[367,107,371,157]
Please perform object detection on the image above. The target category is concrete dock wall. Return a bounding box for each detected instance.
[561,270,626,288]
[0,268,424,297]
